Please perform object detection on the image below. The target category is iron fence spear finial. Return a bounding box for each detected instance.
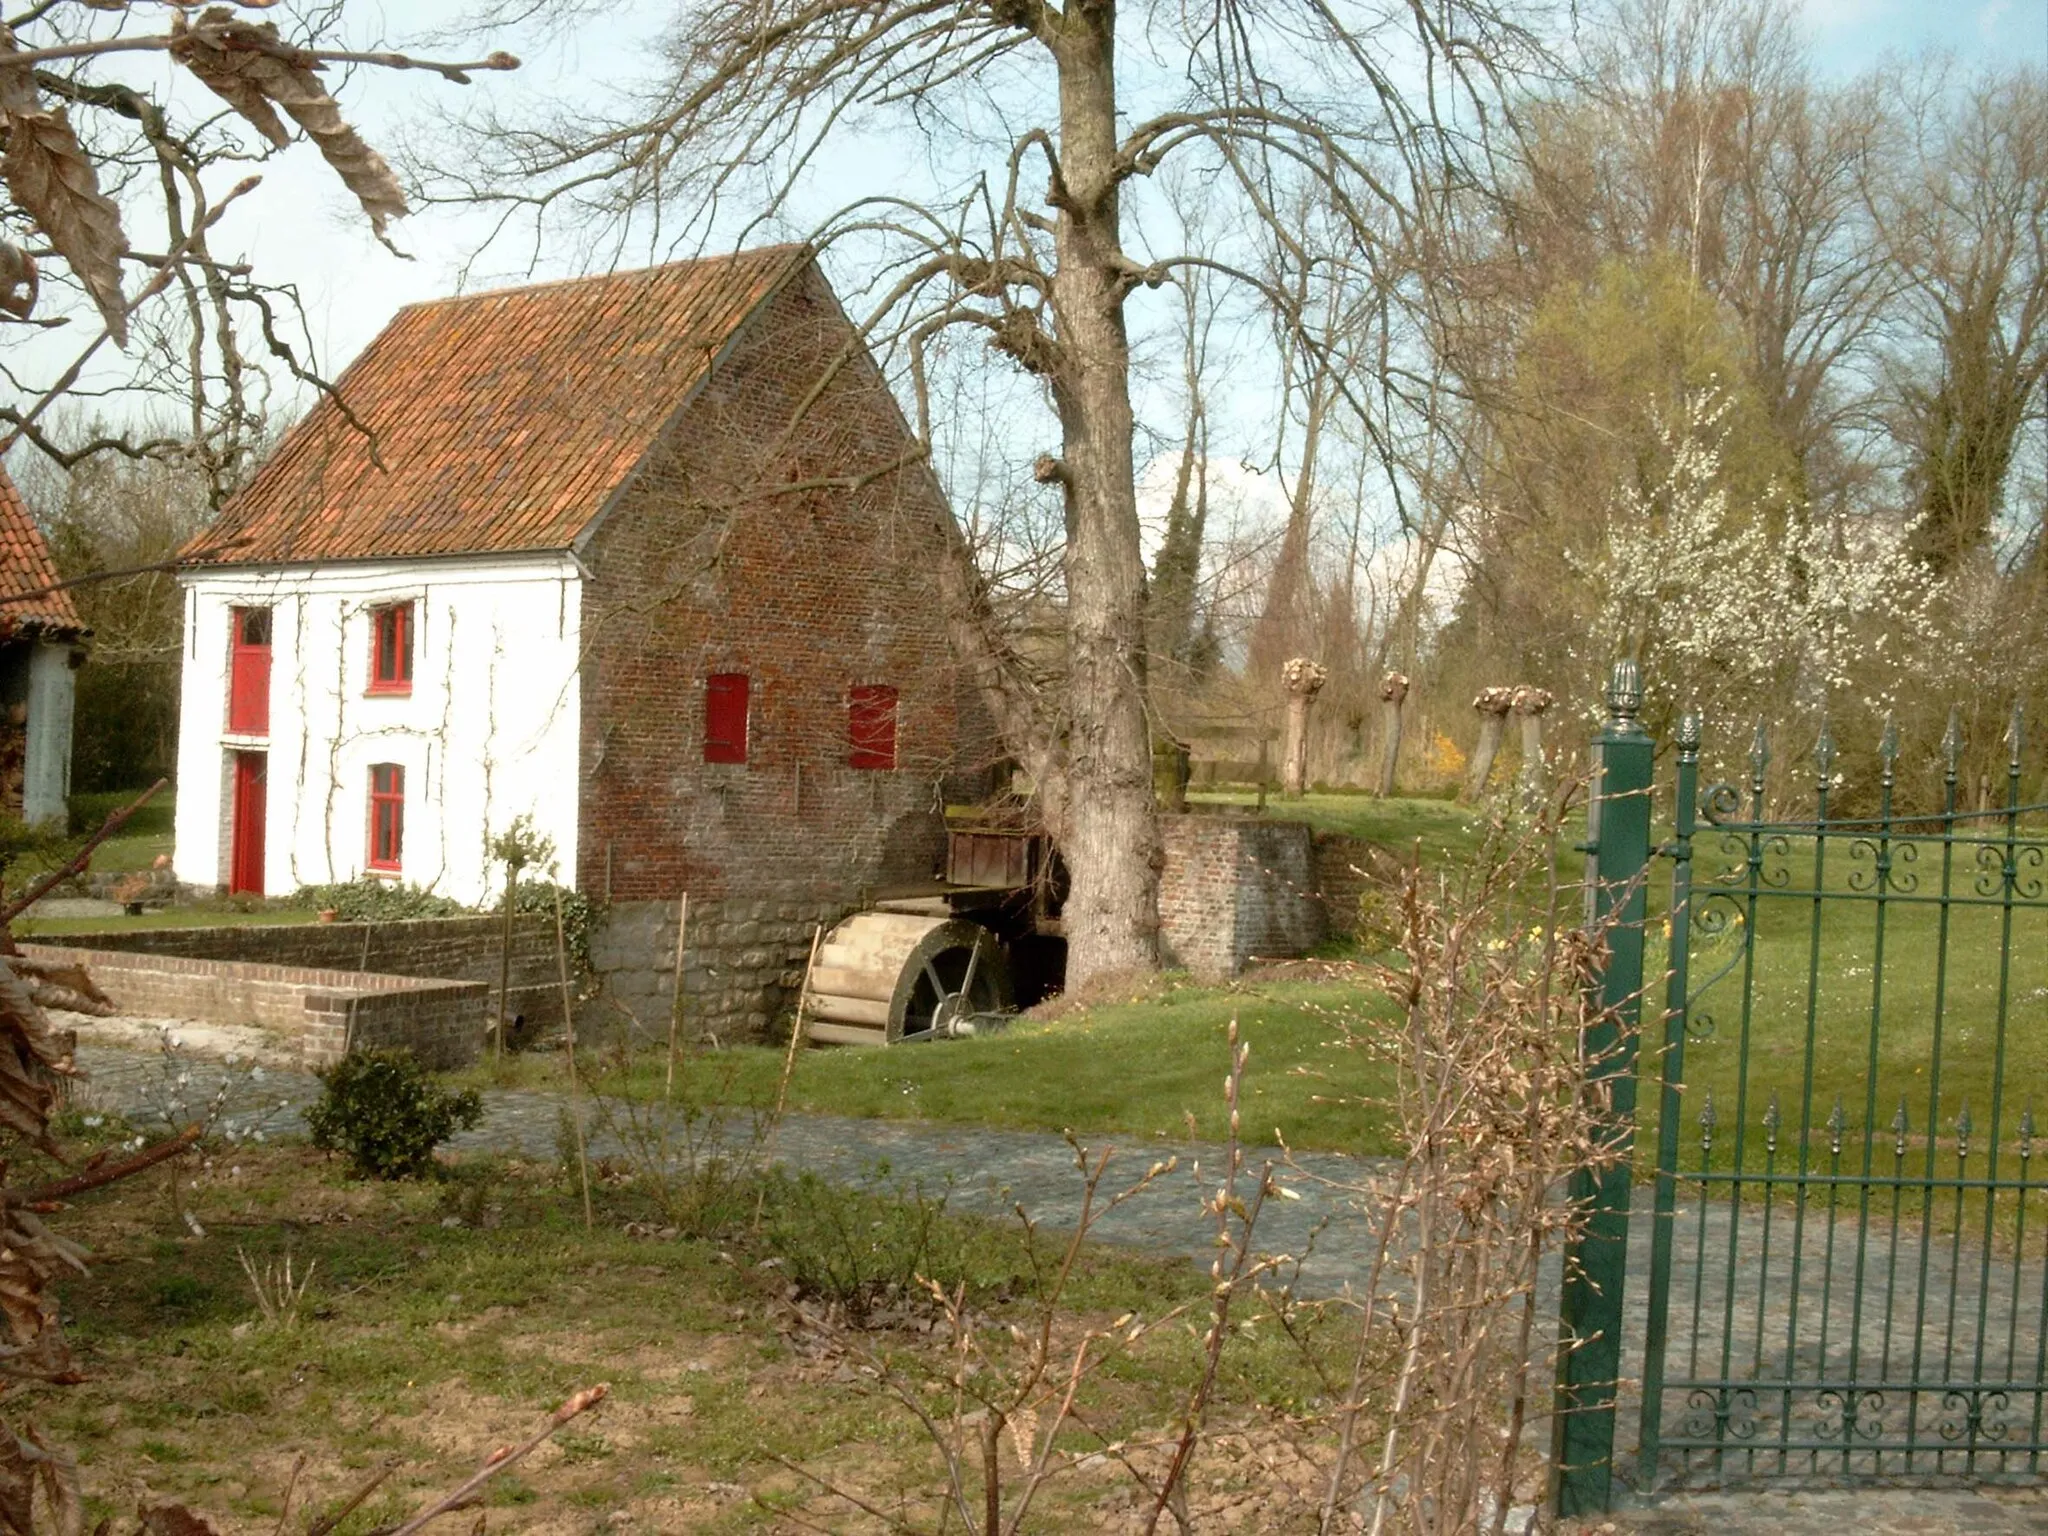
[1941,706,1963,779]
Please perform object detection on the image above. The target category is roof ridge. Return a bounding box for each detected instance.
[183,244,818,568]
[394,242,811,315]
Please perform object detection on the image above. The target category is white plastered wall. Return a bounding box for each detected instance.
[173,554,583,906]
[22,639,77,829]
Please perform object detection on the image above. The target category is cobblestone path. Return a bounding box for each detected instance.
[68,1042,2048,1532]
[67,1043,1388,1292]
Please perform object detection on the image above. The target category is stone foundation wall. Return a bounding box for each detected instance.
[590,819,1401,1035]
[36,915,565,1031]
[21,944,487,1069]
[585,889,843,1045]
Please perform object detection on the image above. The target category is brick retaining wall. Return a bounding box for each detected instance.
[1311,833,1401,937]
[21,944,487,1069]
[1159,817,1328,979]
[34,915,564,1031]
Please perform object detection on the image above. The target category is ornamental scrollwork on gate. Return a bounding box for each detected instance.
[1815,1388,1887,1443]
[1681,1386,1759,1444]
[1700,826,1793,891]
[1682,891,1752,1036]
[1973,839,2046,901]
[1938,1388,2016,1444]
[1701,782,1746,825]
[1847,836,1919,894]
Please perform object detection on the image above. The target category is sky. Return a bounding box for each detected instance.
[189,0,2048,393]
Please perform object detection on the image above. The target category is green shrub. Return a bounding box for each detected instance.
[305,1050,484,1179]
[289,878,468,922]
[496,879,598,973]
[755,1167,1037,1322]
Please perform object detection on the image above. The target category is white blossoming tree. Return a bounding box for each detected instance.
[1582,387,1946,737]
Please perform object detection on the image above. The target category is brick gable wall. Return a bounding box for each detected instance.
[576,262,999,1039]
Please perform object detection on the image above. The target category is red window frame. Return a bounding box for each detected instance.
[704,672,750,764]
[367,763,404,872]
[848,684,898,770]
[227,606,272,736]
[369,601,414,695]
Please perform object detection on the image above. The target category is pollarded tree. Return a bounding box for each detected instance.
[446,0,1548,983]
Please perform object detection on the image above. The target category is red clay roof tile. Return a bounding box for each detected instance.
[0,465,83,634]
[185,245,808,567]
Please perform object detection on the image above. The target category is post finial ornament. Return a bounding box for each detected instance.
[1606,660,1644,735]
[1676,708,1702,757]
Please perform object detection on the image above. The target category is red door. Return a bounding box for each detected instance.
[230,751,266,895]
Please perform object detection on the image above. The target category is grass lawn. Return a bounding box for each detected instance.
[43,1133,1352,1533]
[63,785,177,874]
[1185,790,1490,866]
[464,968,1403,1157]
[15,903,320,937]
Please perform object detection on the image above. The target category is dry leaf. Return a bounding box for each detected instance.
[0,1417,81,1536]
[15,960,115,1020]
[0,241,35,321]
[0,964,75,1155]
[0,1205,87,1386]
[168,11,287,147]
[0,32,128,345]
[171,8,406,237]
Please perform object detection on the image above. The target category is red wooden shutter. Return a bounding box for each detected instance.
[228,607,272,735]
[848,684,898,770]
[368,764,404,870]
[705,673,749,764]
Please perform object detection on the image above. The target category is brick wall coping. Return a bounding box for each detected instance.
[19,943,482,999]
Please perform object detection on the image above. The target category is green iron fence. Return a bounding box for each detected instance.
[1567,666,2048,1505]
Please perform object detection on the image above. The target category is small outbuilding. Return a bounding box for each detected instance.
[0,467,84,829]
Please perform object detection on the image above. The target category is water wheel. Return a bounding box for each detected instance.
[802,911,1012,1046]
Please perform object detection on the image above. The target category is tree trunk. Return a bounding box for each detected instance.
[1281,657,1327,798]
[1045,0,1160,982]
[1513,686,1554,815]
[1464,686,1516,801]
[1466,715,1506,800]
[1375,672,1409,799]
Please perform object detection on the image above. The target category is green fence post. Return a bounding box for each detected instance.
[1554,660,1654,1517]
[1635,708,1699,1490]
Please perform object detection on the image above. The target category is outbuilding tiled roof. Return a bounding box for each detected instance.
[185,245,809,567]
[0,466,82,634]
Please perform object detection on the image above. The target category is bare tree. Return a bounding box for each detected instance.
[0,4,515,496]
[440,0,1550,983]
[1868,64,2048,572]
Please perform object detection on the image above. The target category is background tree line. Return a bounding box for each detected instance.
[1179,0,2048,808]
